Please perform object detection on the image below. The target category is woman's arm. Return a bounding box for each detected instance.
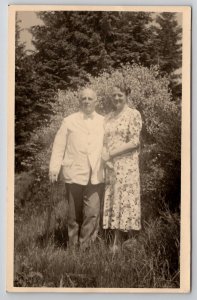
[109,141,139,158]
[102,109,142,162]
[102,141,139,162]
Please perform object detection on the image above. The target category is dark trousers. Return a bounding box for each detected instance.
[66,182,104,247]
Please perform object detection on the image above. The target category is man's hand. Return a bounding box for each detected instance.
[49,171,59,183]
[101,148,111,162]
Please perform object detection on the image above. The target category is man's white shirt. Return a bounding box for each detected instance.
[49,111,104,185]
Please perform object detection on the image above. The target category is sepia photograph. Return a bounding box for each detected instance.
[7,5,191,292]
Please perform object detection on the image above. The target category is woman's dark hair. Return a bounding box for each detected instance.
[114,83,131,96]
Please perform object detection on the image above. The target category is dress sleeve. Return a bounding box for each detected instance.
[49,118,68,174]
[128,109,142,145]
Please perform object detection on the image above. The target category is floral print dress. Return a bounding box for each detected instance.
[103,105,142,232]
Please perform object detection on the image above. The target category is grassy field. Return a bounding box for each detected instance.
[14,177,180,288]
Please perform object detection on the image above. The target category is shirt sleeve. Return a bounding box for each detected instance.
[128,109,142,145]
[49,118,68,174]
[103,114,111,148]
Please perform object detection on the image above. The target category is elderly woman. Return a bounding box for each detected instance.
[102,83,142,252]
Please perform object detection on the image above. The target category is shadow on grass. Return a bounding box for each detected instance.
[36,226,69,249]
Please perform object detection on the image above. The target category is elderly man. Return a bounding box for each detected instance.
[49,88,104,249]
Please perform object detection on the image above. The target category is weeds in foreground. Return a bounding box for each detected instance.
[14,196,180,288]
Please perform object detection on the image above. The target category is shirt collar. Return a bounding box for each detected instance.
[80,111,96,120]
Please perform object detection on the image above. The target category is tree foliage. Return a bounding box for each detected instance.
[15,17,38,170]
[15,16,54,170]
[149,13,182,98]
[30,11,153,90]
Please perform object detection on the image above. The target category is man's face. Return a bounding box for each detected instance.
[80,89,97,115]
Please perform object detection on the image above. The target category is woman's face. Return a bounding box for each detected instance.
[111,87,127,112]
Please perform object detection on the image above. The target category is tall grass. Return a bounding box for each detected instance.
[14,174,180,288]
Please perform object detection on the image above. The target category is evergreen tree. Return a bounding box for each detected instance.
[15,16,51,171]
[103,11,153,67]
[30,12,109,91]
[15,17,33,170]
[150,13,182,98]
[29,11,153,94]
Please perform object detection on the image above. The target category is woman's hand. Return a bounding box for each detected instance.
[101,148,111,162]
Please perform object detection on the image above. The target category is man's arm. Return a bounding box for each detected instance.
[49,118,68,183]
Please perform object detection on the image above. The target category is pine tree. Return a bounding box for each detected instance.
[15,17,33,170]
[15,15,51,171]
[30,11,109,90]
[150,13,182,98]
[103,11,153,67]
[29,11,153,93]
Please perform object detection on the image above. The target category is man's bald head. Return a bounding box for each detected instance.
[79,88,97,115]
